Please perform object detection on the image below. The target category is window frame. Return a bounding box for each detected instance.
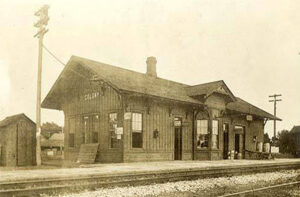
[196,119,209,149]
[131,112,143,149]
[108,112,118,149]
[212,119,219,149]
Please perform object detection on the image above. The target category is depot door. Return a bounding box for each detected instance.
[223,123,229,159]
[174,128,182,160]
[83,114,100,144]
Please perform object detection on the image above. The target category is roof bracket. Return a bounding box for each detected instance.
[264,118,269,126]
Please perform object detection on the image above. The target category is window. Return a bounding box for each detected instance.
[83,116,88,144]
[132,113,143,148]
[212,120,219,149]
[69,118,75,148]
[109,113,118,148]
[196,120,208,148]
[92,115,99,143]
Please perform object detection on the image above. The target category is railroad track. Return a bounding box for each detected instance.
[1,162,300,197]
[219,181,300,197]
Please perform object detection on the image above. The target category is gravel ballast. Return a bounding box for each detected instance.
[47,169,300,197]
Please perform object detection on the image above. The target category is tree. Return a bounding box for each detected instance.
[278,130,297,156]
[41,122,62,139]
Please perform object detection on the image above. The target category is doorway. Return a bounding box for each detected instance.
[83,114,100,144]
[235,134,240,158]
[174,117,182,160]
[234,126,245,159]
[16,121,27,166]
[223,123,229,159]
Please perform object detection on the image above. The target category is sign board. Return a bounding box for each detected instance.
[117,134,122,140]
[246,115,253,121]
[124,112,132,120]
[116,127,123,135]
[84,92,100,101]
[174,118,182,127]
[271,146,279,153]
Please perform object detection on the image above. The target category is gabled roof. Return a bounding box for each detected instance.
[227,97,281,121]
[0,113,36,128]
[41,56,202,109]
[186,80,236,102]
[42,56,280,120]
[291,126,300,133]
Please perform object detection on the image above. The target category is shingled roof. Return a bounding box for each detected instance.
[0,113,35,128]
[227,97,281,121]
[42,56,279,120]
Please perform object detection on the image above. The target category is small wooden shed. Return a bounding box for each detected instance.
[0,113,36,166]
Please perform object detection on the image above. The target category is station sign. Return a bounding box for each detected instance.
[246,115,253,121]
[174,117,182,127]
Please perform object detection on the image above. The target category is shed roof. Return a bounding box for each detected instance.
[291,126,300,133]
[42,56,280,120]
[0,113,36,128]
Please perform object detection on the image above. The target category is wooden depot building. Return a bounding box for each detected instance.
[0,113,36,166]
[42,56,280,163]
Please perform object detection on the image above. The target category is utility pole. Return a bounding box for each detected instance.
[269,94,282,140]
[34,5,49,166]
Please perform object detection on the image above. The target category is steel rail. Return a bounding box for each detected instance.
[0,162,299,196]
[219,181,300,197]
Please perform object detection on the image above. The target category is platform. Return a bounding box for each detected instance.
[1,159,300,183]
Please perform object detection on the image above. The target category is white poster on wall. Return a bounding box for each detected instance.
[124,112,132,120]
[116,127,123,135]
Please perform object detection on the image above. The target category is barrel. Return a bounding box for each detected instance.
[237,153,242,160]
[230,150,235,160]
[257,142,263,152]
[263,143,270,153]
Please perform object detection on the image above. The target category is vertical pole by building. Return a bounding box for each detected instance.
[34,5,49,166]
[35,31,44,166]
[269,94,282,140]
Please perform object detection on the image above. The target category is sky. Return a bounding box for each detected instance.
[0,0,299,138]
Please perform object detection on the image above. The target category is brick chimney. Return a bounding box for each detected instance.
[146,56,157,77]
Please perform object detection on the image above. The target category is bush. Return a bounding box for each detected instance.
[278,130,297,157]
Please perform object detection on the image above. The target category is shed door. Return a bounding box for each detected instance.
[17,122,27,166]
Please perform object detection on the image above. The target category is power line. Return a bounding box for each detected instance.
[42,44,66,66]
[42,44,89,79]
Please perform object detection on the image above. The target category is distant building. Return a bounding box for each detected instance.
[0,113,36,166]
[42,56,280,163]
[290,126,300,158]
[41,132,64,157]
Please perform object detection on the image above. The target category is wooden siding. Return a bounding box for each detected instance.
[63,80,123,163]
[123,97,193,162]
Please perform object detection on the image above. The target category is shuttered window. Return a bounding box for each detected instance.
[69,118,75,148]
[132,113,143,148]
